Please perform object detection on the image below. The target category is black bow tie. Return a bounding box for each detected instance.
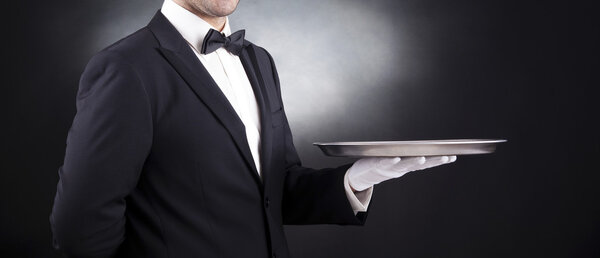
[200,28,245,56]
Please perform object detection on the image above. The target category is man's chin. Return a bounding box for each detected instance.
[210,7,238,17]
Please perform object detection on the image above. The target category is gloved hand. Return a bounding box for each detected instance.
[347,156,457,192]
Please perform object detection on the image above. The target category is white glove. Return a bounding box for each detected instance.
[347,156,457,192]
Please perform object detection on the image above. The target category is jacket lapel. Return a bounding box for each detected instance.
[239,45,273,183]
[147,12,261,184]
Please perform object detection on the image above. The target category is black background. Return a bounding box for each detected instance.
[2,0,599,257]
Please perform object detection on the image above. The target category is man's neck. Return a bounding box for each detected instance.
[191,13,227,31]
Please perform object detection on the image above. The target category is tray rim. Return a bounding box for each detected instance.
[313,139,507,146]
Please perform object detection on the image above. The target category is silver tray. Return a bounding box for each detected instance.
[314,139,507,157]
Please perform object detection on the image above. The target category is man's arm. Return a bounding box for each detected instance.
[50,51,152,257]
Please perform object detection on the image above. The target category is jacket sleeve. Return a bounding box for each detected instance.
[260,50,368,225]
[50,51,153,257]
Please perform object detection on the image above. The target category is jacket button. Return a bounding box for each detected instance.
[272,252,276,258]
[265,197,270,208]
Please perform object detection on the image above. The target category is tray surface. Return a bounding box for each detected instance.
[313,139,507,157]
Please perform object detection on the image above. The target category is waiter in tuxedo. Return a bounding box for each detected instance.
[50,0,456,257]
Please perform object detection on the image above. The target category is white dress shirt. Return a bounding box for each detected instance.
[161,0,371,213]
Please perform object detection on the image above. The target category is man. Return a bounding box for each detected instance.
[50,0,456,257]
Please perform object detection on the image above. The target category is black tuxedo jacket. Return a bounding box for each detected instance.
[50,12,366,258]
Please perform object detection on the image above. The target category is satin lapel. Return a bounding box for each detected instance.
[239,45,273,183]
[148,12,260,181]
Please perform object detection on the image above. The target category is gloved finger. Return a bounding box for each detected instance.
[449,155,457,162]
[433,155,457,164]
[376,157,402,169]
[387,156,426,172]
[375,156,426,178]
[413,156,454,171]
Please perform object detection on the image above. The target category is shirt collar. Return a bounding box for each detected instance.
[161,0,232,53]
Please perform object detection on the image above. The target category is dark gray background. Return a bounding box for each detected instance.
[3,0,599,257]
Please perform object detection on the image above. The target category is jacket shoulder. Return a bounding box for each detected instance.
[89,27,159,67]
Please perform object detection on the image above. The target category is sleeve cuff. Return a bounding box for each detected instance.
[344,171,373,215]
